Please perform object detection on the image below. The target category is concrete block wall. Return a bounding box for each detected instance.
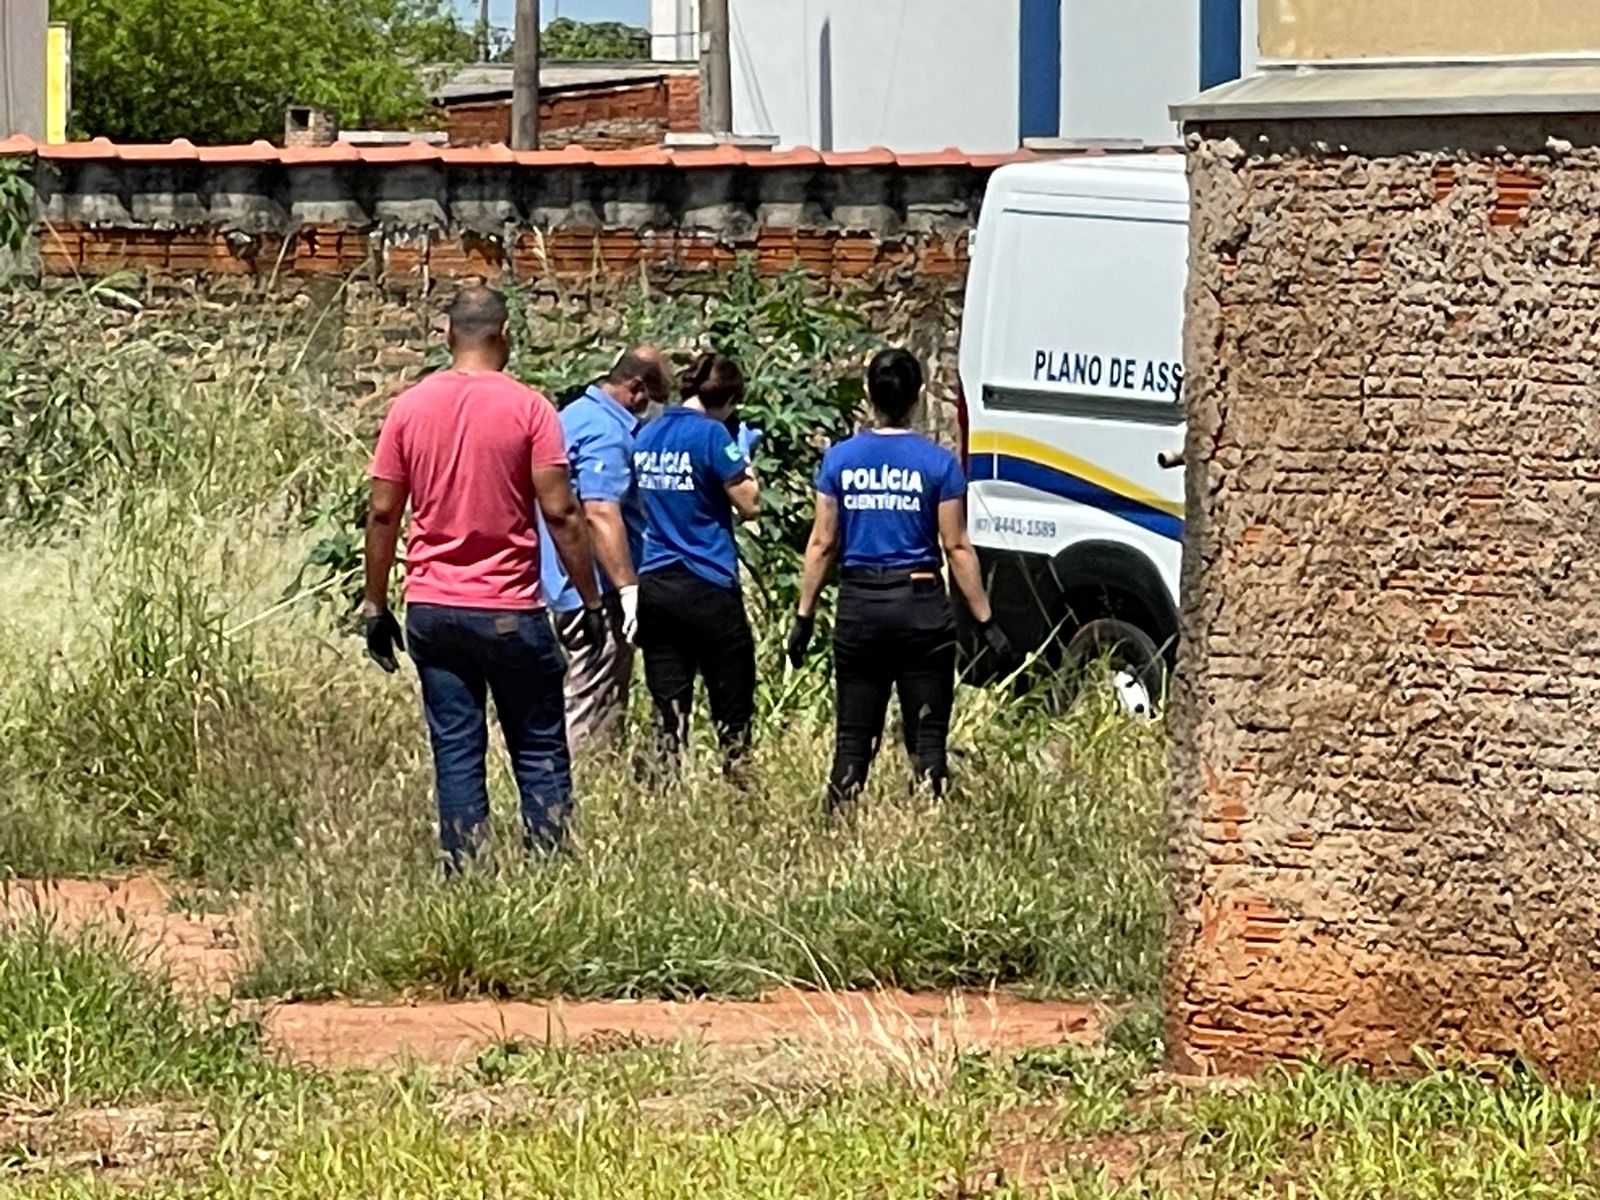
[1171,114,1600,1079]
[21,148,992,283]
[5,142,1011,431]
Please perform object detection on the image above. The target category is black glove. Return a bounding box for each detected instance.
[977,618,1013,663]
[364,607,405,674]
[577,604,608,651]
[787,613,816,668]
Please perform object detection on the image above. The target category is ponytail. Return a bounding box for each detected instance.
[679,352,745,410]
[680,352,717,400]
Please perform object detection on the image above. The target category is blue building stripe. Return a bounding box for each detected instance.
[1018,0,1061,141]
[970,453,1184,542]
[1200,0,1242,90]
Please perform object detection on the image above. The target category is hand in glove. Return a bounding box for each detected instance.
[976,618,1013,663]
[363,605,405,674]
[575,603,609,652]
[618,584,640,644]
[737,422,765,462]
[787,613,816,669]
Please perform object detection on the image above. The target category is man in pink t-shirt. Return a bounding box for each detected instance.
[364,286,604,866]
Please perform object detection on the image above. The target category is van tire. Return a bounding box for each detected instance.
[1062,619,1166,718]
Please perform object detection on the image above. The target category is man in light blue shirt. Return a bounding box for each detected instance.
[541,347,669,753]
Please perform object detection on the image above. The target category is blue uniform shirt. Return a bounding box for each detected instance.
[816,430,966,570]
[540,385,645,614]
[634,406,751,589]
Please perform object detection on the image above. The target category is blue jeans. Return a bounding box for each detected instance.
[405,604,572,865]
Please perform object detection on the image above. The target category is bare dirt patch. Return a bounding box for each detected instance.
[0,876,241,996]
[4,876,1101,1072]
[265,990,1101,1071]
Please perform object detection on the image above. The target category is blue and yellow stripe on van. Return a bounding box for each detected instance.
[968,432,1185,542]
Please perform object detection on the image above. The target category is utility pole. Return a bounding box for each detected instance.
[699,0,732,135]
[478,0,490,60]
[512,0,540,150]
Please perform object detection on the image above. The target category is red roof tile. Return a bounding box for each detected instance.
[893,148,978,169]
[745,146,825,169]
[39,137,119,160]
[967,150,1041,169]
[197,141,282,164]
[821,146,898,168]
[510,144,595,167]
[591,145,672,168]
[439,143,516,165]
[660,142,747,169]
[118,139,200,161]
[280,140,362,165]
[357,142,444,164]
[0,137,1165,170]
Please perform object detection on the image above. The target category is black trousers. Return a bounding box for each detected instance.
[638,565,757,768]
[828,573,958,811]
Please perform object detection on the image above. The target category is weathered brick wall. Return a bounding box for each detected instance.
[445,78,698,148]
[1170,115,1600,1079]
[15,147,997,420]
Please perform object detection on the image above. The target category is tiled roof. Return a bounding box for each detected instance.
[0,134,1175,169]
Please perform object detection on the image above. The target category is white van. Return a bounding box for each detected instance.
[956,154,1187,714]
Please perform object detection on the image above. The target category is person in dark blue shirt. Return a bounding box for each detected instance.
[633,353,761,773]
[789,348,1011,813]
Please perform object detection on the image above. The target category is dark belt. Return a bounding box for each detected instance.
[840,564,942,585]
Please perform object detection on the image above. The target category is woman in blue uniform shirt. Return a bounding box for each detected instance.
[633,354,761,773]
[789,349,1011,812]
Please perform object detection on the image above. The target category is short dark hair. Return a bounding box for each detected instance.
[445,286,509,344]
[608,348,670,395]
[679,352,745,409]
[866,348,923,424]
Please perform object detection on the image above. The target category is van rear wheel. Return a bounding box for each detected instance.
[1062,619,1166,719]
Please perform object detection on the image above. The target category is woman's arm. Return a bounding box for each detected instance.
[796,494,840,618]
[938,497,993,624]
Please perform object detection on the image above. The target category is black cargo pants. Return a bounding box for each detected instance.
[637,564,757,771]
[827,568,958,812]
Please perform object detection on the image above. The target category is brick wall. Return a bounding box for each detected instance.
[17,148,996,426]
[666,75,700,132]
[446,77,698,147]
[1171,115,1600,1080]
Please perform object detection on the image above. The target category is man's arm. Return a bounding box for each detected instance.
[725,474,760,523]
[583,500,637,588]
[938,497,992,624]
[363,479,408,612]
[534,464,602,610]
[796,493,839,618]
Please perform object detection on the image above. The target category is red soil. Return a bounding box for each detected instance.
[4,876,1100,1071]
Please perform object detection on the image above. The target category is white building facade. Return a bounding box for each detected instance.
[653,0,1257,152]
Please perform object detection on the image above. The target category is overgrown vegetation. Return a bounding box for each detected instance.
[52,0,472,143]
[1,275,1596,1197]
[0,275,1164,1002]
[1,997,1598,1196]
[0,921,275,1106]
[0,160,32,259]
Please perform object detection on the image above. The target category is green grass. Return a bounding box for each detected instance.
[0,922,279,1108]
[0,910,1594,1198]
[2,1009,1599,1198]
[0,282,1168,1006]
[237,688,1165,1002]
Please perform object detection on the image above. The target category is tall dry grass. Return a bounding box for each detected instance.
[0,280,1168,1004]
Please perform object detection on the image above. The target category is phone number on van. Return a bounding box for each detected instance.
[975,517,1058,539]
